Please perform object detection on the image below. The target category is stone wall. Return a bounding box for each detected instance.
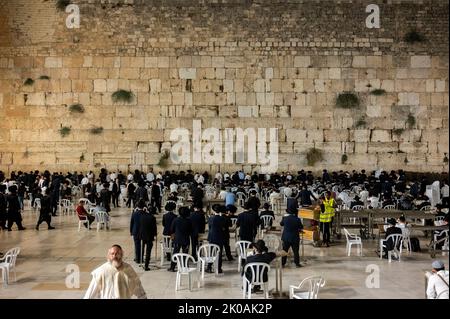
[0,0,448,174]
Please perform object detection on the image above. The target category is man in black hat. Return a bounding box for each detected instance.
[162,201,177,261]
[207,204,227,273]
[139,206,157,271]
[280,208,303,267]
[379,218,403,258]
[35,188,55,230]
[190,205,206,261]
[237,202,258,242]
[168,207,192,271]
[6,185,25,231]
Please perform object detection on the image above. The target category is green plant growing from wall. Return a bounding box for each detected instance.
[335,92,359,109]
[406,113,416,128]
[158,150,170,168]
[39,75,50,80]
[355,117,367,128]
[69,103,85,113]
[112,89,135,104]
[24,78,34,86]
[404,30,425,44]
[79,154,85,162]
[370,89,386,96]
[392,128,404,136]
[444,153,449,164]
[59,126,71,137]
[56,0,71,11]
[341,154,348,164]
[23,150,30,158]
[306,148,323,167]
[90,126,103,135]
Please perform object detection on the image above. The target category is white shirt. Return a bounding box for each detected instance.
[441,185,449,198]
[218,190,227,200]
[146,172,155,182]
[84,262,146,299]
[110,173,117,181]
[215,172,222,182]
[223,173,230,181]
[127,174,133,181]
[359,190,369,203]
[197,175,204,184]
[426,270,449,299]
[269,192,281,204]
[170,183,178,193]
[156,173,162,180]
[81,177,89,185]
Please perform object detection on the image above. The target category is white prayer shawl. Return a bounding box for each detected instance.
[84,262,146,299]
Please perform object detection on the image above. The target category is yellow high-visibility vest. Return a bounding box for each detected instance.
[323,198,335,218]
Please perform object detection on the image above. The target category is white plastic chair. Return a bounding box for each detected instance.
[384,205,396,210]
[33,198,41,212]
[380,234,404,262]
[60,199,74,216]
[434,216,445,226]
[172,253,200,291]
[289,276,326,299]
[242,262,270,299]
[77,215,90,231]
[197,243,220,281]
[343,228,363,256]
[230,217,238,240]
[0,247,20,286]
[263,234,281,252]
[236,192,247,206]
[271,198,281,216]
[95,211,110,231]
[259,215,274,238]
[160,235,174,266]
[235,240,252,272]
[433,230,449,251]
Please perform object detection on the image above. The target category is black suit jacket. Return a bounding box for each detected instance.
[162,211,177,236]
[280,214,303,243]
[190,211,206,237]
[139,213,157,243]
[236,211,257,242]
[207,214,228,245]
[130,208,144,237]
[385,226,403,250]
[171,217,192,246]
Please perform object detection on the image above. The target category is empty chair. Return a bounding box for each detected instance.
[33,198,41,212]
[160,235,174,266]
[196,244,220,280]
[289,276,326,299]
[235,240,252,272]
[230,217,238,240]
[420,205,432,211]
[242,262,270,299]
[0,247,20,286]
[263,234,281,252]
[434,216,445,226]
[433,230,449,251]
[384,205,396,210]
[259,215,274,238]
[236,192,247,206]
[95,211,110,231]
[343,228,363,256]
[380,234,404,262]
[172,253,200,291]
[60,199,74,216]
[77,215,91,231]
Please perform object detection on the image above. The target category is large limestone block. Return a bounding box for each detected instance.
[399,142,428,154]
[324,129,349,142]
[286,129,307,143]
[371,130,391,142]
[411,56,431,68]
[44,57,62,68]
[368,142,398,153]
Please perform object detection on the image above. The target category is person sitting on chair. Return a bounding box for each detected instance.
[259,203,275,228]
[379,218,402,259]
[241,240,288,293]
[350,195,364,209]
[426,260,449,299]
[76,200,95,228]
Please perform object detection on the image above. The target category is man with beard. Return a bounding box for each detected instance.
[35,188,55,230]
[84,245,147,299]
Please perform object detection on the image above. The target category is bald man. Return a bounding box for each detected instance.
[84,245,147,299]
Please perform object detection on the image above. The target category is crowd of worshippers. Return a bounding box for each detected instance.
[1,168,448,232]
[127,198,301,278]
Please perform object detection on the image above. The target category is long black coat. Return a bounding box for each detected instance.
[280,214,303,243]
[171,217,192,246]
[207,214,228,245]
[162,211,177,236]
[236,211,257,242]
[190,211,206,238]
[139,213,157,243]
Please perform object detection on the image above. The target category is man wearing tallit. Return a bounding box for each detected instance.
[84,245,147,299]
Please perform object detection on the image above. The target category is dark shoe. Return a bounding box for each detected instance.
[144,267,150,271]
[48,226,55,230]
[205,268,213,273]
[295,264,303,268]
[167,267,176,272]
[18,227,26,231]
[326,243,330,247]
[218,269,223,274]
[35,225,39,231]
[7,228,12,231]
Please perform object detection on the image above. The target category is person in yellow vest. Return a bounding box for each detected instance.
[319,191,336,247]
